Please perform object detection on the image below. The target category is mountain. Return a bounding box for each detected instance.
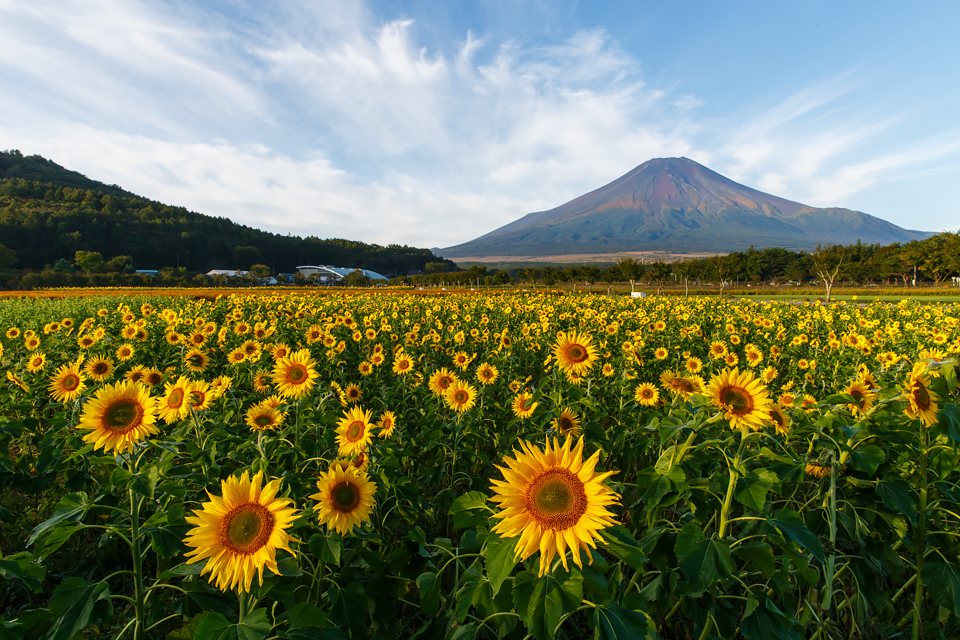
[440,157,931,257]
[0,150,452,275]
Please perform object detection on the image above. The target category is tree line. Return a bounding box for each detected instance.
[0,177,455,281]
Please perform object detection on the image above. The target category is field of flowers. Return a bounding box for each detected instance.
[0,291,958,640]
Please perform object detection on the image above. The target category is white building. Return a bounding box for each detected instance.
[296,265,388,283]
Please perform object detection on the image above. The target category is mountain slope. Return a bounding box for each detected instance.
[441,157,930,256]
[0,150,449,274]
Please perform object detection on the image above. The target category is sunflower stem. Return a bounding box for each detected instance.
[717,430,748,539]
[912,423,928,640]
[128,484,146,640]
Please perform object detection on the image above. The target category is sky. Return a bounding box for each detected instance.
[1,0,958,251]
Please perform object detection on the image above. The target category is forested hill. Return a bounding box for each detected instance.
[0,150,450,275]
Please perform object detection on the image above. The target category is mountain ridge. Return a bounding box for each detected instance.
[442,157,931,256]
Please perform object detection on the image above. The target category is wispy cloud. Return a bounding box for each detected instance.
[1,0,956,249]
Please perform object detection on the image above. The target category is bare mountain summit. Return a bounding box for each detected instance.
[441,157,930,257]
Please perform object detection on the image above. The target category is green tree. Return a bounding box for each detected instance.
[342,269,372,287]
[108,254,134,273]
[249,264,272,279]
[74,250,105,274]
[233,246,263,270]
[617,257,645,293]
[812,243,845,302]
[674,259,698,296]
[0,242,17,269]
[646,261,672,296]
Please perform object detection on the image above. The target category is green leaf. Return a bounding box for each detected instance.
[849,445,885,475]
[449,491,492,530]
[600,526,647,570]
[0,553,46,592]
[195,609,272,640]
[923,561,960,615]
[732,541,776,579]
[593,605,653,639]
[159,561,205,579]
[740,594,801,640]
[735,469,778,511]
[417,571,443,618]
[876,479,918,524]
[674,523,733,595]
[129,464,160,499]
[287,603,327,628]
[766,509,824,563]
[938,403,960,446]
[512,568,583,640]
[279,629,347,640]
[327,582,368,634]
[147,526,188,558]
[46,577,113,640]
[28,492,90,547]
[483,532,518,596]
[308,532,342,566]
[449,623,478,640]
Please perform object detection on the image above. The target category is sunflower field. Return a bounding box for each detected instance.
[1,291,959,640]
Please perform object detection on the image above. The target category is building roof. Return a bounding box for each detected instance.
[296,266,388,280]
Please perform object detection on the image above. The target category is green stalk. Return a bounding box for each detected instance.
[239,590,249,620]
[820,450,837,615]
[129,487,146,640]
[718,430,749,539]
[912,425,928,640]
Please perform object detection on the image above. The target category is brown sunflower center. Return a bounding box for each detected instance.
[287,364,307,384]
[564,344,587,363]
[346,421,365,441]
[720,385,753,415]
[558,416,574,432]
[453,390,468,403]
[397,360,410,370]
[103,399,144,433]
[62,374,80,391]
[92,362,109,375]
[641,388,654,399]
[331,482,361,512]
[913,383,931,410]
[254,413,274,427]
[221,503,275,554]
[524,468,588,530]
[672,379,694,393]
[189,390,207,407]
[438,377,452,389]
[167,388,185,408]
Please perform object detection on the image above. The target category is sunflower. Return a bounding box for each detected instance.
[512,392,538,419]
[25,336,40,351]
[144,368,165,386]
[76,381,159,453]
[85,356,114,382]
[27,352,47,373]
[377,411,397,437]
[635,383,659,407]
[343,384,362,403]
[489,437,620,576]
[428,368,459,397]
[358,361,373,376]
[602,363,615,377]
[77,334,97,349]
[330,452,369,474]
[709,341,728,359]
[805,463,831,479]
[336,406,375,456]
[184,471,299,593]
[705,367,773,431]
[159,376,193,423]
[245,403,287,432]
[654,347,669,360]
[188,380,213,412]
[903,362,939,427]
[241,340,263,361]
[552,331,598,376]
[476,363,499,385]
[846,379,877,416]
[272,349,319,399]
[551,409,582,437]
[685,357,703,374]
[184,349,209,373]
[659,370,699,400]
[444,380,477,413]
[310,466,377,535]
[5,327,20,339]
[116,344,135,361]
[452,351,473,370]
[48,361,87,402]
[7,371,29,392]
[392,351,415,376]
[769,404,791,436]
[270,342,290,360]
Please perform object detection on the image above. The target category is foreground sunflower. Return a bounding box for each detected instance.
[444,380,477,413]
[245,402,287,432]
[903,362,939,427]
[428,368,459,397]
[272,349,319,398]
[159,376,193,423]
[310,466,377,535]
[705,367,772,431]
[76,381,159,453]
[490,437,620,576]
[336,406,375,456]
[184,471,299,593]
[48,361,87,402]
[846,379,878,416]
[551,408,582,437]
[552,331,598,376]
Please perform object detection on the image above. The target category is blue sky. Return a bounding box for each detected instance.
[1,0,958,250]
